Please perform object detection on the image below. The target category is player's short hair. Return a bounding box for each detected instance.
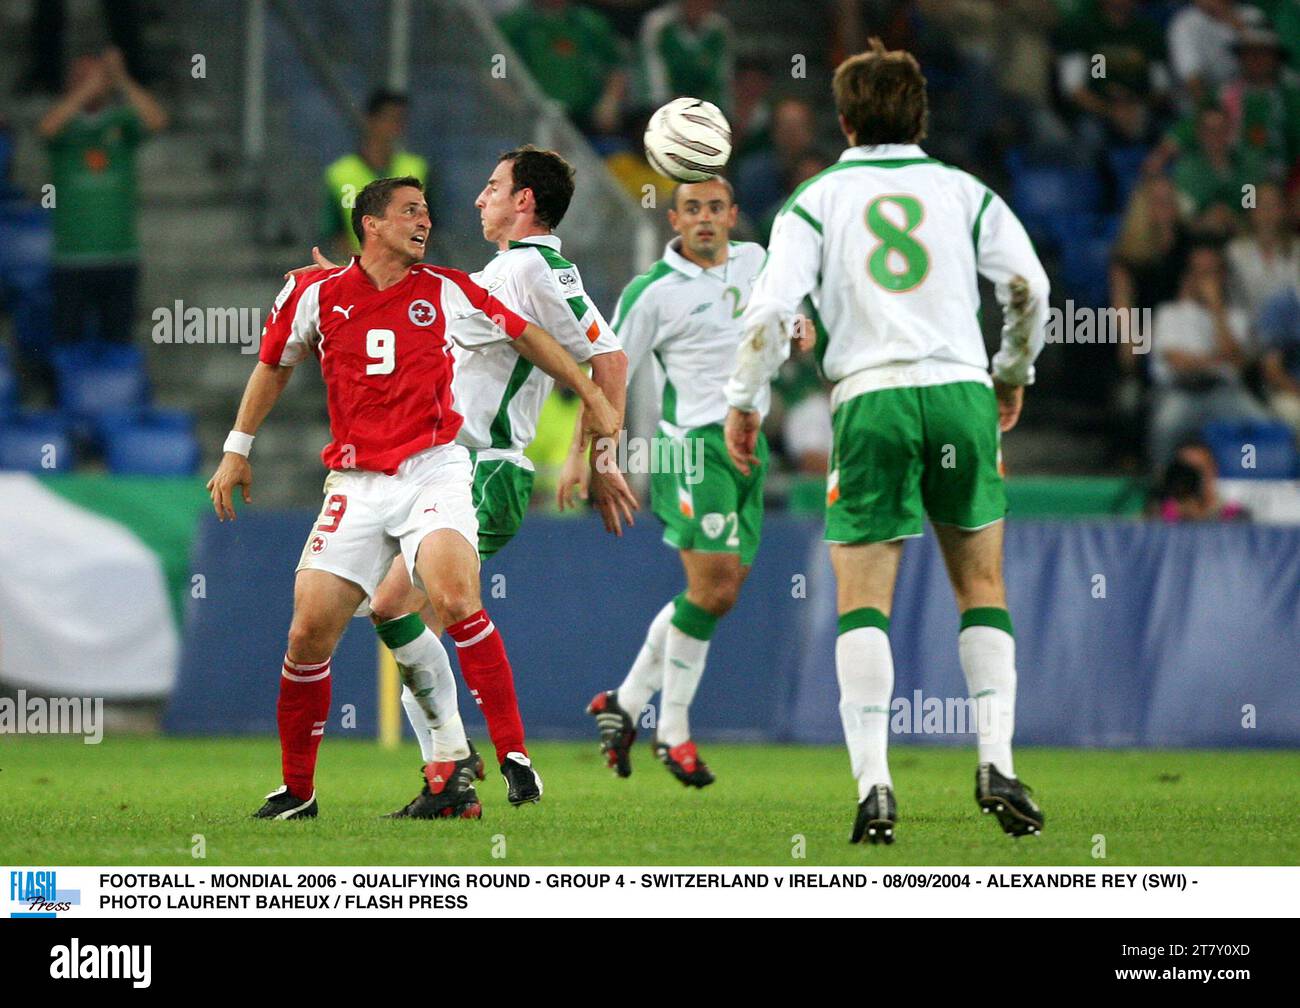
[671,176,736,209]
[498,145,575,229]
[352,175,423,246]
[366,88,409,118]
[832,38,929,146]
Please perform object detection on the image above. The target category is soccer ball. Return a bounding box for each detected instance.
[643,97,732,182]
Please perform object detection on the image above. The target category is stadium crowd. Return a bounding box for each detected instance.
[1,0,1298,507]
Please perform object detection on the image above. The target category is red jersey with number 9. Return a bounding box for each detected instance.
[258,259,528,474]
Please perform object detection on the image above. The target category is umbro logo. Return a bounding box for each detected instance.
[332,304,354,319]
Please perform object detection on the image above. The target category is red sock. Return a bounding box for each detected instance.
[277,655,332,799]
[447,610,525,764]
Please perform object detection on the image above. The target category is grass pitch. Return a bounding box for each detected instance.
[0,737,1296,865]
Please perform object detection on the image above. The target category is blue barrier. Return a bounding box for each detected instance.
[166,513,1300,747]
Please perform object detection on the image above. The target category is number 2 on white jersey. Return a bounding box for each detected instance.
[365,328,395,375]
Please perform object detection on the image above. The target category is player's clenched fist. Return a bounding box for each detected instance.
[206,452,253,520]
[724,406,761,475]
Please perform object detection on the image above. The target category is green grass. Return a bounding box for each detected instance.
[1,737,1296,865]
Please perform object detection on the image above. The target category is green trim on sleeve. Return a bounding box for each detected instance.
[613,260,673,332]
[653,349,678,425]
[789,203,823,234]
[565,295,589,321]
[971,189,994,251]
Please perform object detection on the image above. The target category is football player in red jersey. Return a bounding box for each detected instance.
[206,176,618,820]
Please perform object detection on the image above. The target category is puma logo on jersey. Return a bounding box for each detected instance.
[423,505,439,513]
[332,304,354,319]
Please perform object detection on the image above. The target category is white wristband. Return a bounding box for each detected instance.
[223,431,254,457]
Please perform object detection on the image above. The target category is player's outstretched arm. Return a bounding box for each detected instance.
[206,361,293,521]
[512,324,620,444]
[558,350,639,534]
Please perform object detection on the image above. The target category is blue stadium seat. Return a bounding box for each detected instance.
[1007,149,1102,248]
[104,414,200,475]
[1055,213,1120,308]
[1106,145,1148,207]
[0,205,53,358]
[0,410,75,472]
[1202,419,1299,479]
[0,346,15,414]
[54,343,150,441]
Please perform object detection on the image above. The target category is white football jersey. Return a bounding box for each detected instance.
[616,238,769,434]
[454,234,620,462]
[726,143,1050,412]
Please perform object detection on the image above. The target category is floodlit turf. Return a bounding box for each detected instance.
[0,737,1296,866]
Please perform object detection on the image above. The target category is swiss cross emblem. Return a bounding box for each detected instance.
[408,299,436,326]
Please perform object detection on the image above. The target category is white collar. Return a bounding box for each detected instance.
[839,143,929,162]
[508,233,561,252]
[664,237,733,277]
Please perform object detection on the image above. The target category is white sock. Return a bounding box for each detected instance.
[836,626,895,800]
[659,626,710,747]
[616,601,675,724]
[400,686,436,763]
[958,625,1016,777]
[392,629,470,761]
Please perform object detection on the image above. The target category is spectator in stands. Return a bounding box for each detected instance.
[499,0,628,137]
[1150,437,1249,521]
[525,387,582,511]
[603,108,675,205]
[1274,0,1300,75]
[16,0,148,94]
[37,48,166,350]
[736,97,818,224]
[1146,27,1300,180]
[1221,28,1300,174]
[1109,175,1192,463]
[640,0,734,113]
[1172,105,1270,237]
[1227,181,1300,315]
[731,59,775,162]
[773,353,832,476]
[1166,0,1266,111]
[1053,0,1171,152]
[1257,285,1300,430]
[756,150,833,243]
[1149,243,1270,466]
[1112,174,1192,345]
[320,90,430,257]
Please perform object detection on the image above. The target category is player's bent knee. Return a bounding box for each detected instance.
[695,573,744,616]
[701,585,740,616]
[286,621,336,666]
[369,589,412,625]
[426,583,482,627]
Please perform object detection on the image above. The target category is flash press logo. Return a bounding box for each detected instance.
[9,870,79,918]
[50,939,151,988]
